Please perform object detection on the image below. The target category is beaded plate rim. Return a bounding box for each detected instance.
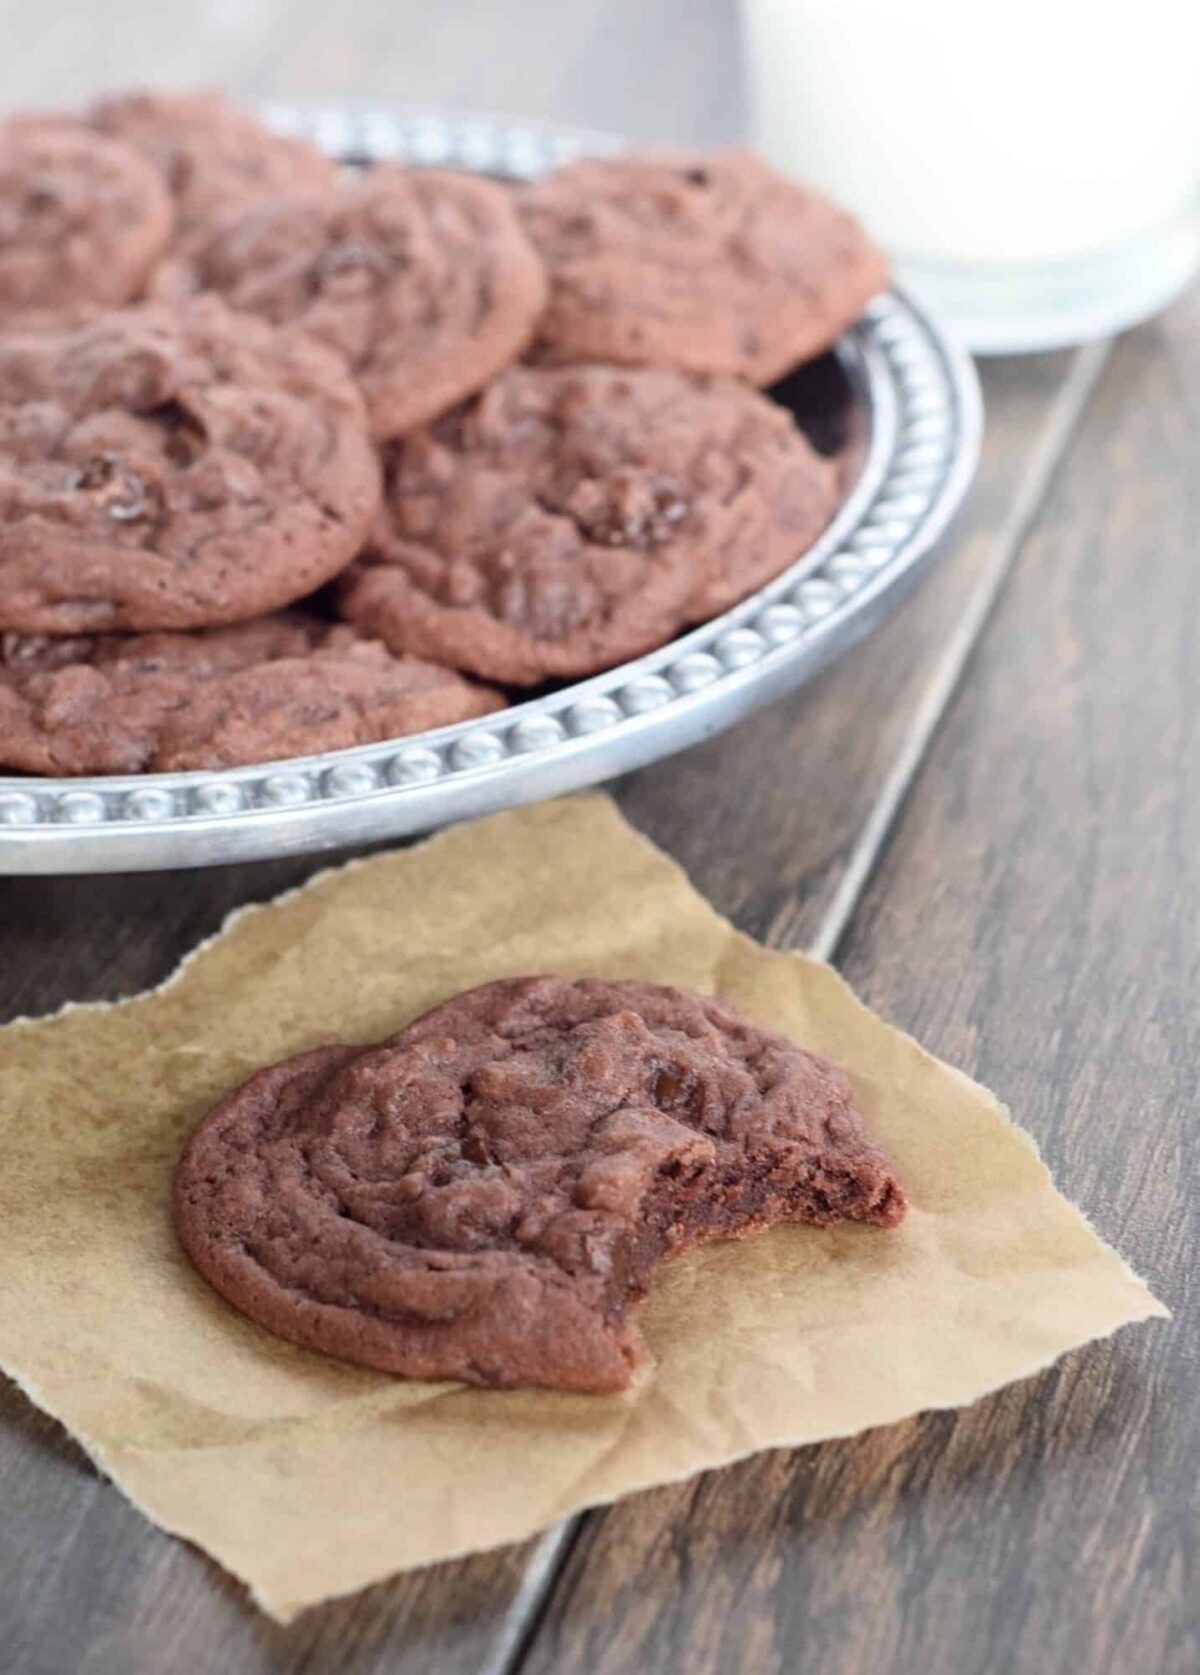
[0,103,982,872]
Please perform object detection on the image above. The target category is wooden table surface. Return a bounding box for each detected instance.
[1,4,1196,1672]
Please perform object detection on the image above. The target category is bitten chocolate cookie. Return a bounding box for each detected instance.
[0,297,381,634]
[156,168,548,439]
[174,977,906,1392]
[519,148,888,383]
[90,89,338,254]
[0,612,502,774]
[338,364,838,684]
[0,121,172,325]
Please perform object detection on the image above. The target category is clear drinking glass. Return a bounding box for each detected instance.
[739,0,1200,352]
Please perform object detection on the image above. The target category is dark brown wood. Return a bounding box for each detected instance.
[518,289,1200,1675]
[0,1387,545,1675]
[616,348,1101,954]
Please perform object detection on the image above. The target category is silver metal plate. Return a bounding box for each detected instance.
[0,105,982,874]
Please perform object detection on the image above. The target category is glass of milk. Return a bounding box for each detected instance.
[739,0,1200,352]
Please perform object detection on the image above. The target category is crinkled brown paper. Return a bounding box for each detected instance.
[0,794,1164,1620]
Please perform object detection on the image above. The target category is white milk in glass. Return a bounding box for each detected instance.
[740,0,1200,350]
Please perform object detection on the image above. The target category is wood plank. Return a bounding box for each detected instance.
[518,291,1199,1675]
[616,347,1103,953]
[0,1388,544,1675]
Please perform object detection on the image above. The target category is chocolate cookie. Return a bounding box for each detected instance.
[337,364,838,684]
[174,977,906,1392]
[0,121,172,325]
[90,90,338,254]
[519,148,888,383]
[0,297,381,634]
[0,612,502,774]
[156,168,548,439]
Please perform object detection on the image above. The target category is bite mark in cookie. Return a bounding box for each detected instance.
[173,978,905,1386]
[0,297,381,634]
[173,976,906,1393]
[519,147,888,383]
[338,363,838,684]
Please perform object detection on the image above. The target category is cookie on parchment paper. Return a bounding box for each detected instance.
[174,975,906,1393]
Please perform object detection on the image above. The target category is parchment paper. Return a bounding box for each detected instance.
[0,794,1164,1620]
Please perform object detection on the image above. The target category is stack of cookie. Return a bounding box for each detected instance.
[0,92,886,775]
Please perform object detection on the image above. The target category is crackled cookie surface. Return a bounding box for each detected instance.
[90,89,338,253]
[519,148,887,383]
[338,363,838,683]
[0,121,172,325]
[159,167,548,438]
[0,298,380,633]
[174,976,906,1392]
[0,612,502,774]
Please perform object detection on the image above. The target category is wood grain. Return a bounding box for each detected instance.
[617,349,1102,955]
[517,288,1200,1675]
[0,1396,543,1675]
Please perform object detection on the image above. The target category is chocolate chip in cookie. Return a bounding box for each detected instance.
[0,297,381,634]
[337,363,838,684]
[155,167,548,439]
